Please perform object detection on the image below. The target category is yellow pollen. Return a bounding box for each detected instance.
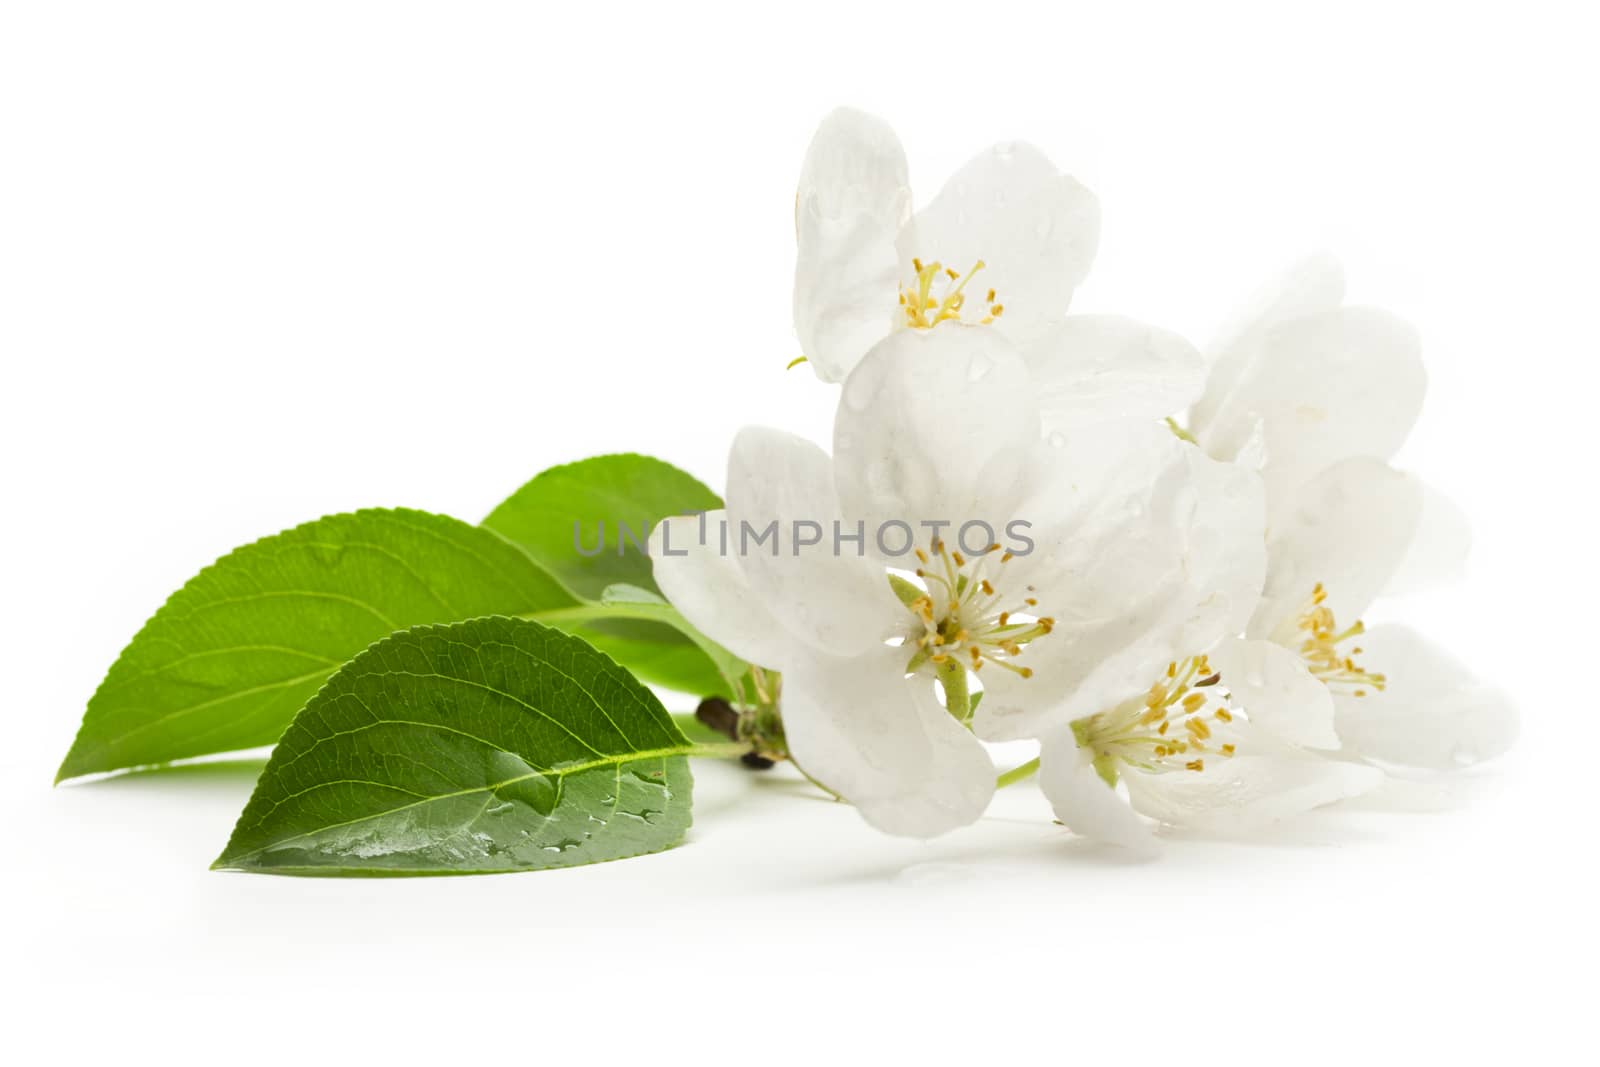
[1293,584,1387,695]
[897,535,1054,685]
[1074,654,1241,777]
[899,258,1003,330]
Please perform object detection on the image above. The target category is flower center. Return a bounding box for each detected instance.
[897,538,1051,679]
[899,258,1005,329]
[1074,656,1240,780]
[1292,583,1386,697]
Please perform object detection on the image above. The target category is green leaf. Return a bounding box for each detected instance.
[597,584,747,686]
[482,452,721,599]
[57,509,577,782]
[213,617,705,876]
[483,453,735,698]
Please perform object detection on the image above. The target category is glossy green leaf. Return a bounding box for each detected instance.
[483,452,721,599]
[565,617,731,697]
[57,509,576,782]
[483,453,733,698]
[213,617,704,875]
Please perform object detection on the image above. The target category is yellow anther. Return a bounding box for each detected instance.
[1294,584,1387,694]
[1075,653,1240,777]
[897,536,1053,687]
[899,258,1002,330]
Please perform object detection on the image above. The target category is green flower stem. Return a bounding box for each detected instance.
[671,711,736,746]
[687,742,756,760]
[787,751,843,800]
[995,756,1040,788]
[937,659,972,723]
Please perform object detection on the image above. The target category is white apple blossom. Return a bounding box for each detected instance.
[1023,645,1386,851]
[978,488,1384,849]
[1186,255,1518,771]
[652,324,1263,838]
[792,107,1204,430]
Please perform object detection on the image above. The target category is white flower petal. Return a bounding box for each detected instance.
[793,108,911,383]
[648,512,795,671]
[1333,624,1518,769]
[781,647,995,837]
[1383,482,1472,597]
[833,326,1039,542]
[1250,457,1421,639]
[1037,728,1154,850]
[1019,315,1207,433]
[977,429,1266,740]
[898,141,1099,341]
[1208,636,1339,749]
[1193,306,1426,509]
[1203,253,1346,373]
[1121,737,1383,831]
[724,426,902,657]
[1230,415,1268,471]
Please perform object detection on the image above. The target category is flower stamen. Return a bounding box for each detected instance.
[898,538,1051,681]
[1074,655,1242,778]
[900,258,1006,329]
[1294,583,1386,696]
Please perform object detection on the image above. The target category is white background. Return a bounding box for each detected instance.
[2,1,1593,1061]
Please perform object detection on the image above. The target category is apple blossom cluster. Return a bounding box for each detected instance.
[650,108,1518,848]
